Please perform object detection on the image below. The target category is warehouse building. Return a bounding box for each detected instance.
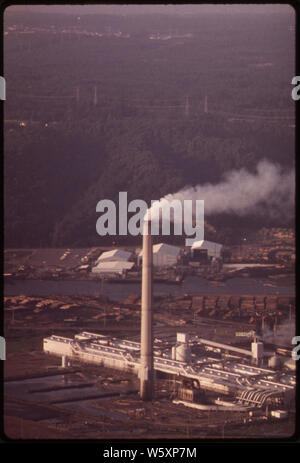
[95,249,132,264]
[138,243,181,267]
[43,331,295,410]
[191,240,223,263]
[91,260,134,276]
[192,240,223,258]
[92,249,134,276]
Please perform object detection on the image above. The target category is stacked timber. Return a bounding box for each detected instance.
[229,296,240,310]
[204,296,218,312]
[59,304,78,310]
[208,309,216,317]
[277,296,294,311]
[240,296,255,313]
[192,296,204,313]
[4,296,39,309]
[223,310,235,320]
[123,294,140,305]
[254,296,265,312]
[265,296,278,311]
[217,296,230,310]
[179,299,192,310]
[35,299,63,310]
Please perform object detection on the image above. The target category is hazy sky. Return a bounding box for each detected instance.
[6,3,295,16]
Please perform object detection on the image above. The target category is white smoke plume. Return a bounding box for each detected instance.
[262,319,296,346]
[163,160,295,220]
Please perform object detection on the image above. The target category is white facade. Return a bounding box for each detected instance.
[96,249,132,264]
[43,336,73,356]
[92,260,134,275]
[43,332,294,408]
[251,341,264,360]
[177,332,189,344]
[139,243,181,267]
[191,240,223,258]
[271,410,288,419]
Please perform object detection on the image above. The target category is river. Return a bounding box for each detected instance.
[4,276,294,302]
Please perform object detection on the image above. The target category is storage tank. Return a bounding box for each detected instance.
[176,344,190,362]
[268,355,281,369]
[171,346,177,360]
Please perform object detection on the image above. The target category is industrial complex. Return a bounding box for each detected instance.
[5,204,296,437]
[43,330,295,412]
[43,216,295,419]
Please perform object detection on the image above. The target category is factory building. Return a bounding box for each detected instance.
[91,249,134,276]
[95,249,132,264]
[191,240,223,263]
[43,331,295,411]
[91,260,134,276]
[43,220,294,416]
[138,243,181,268]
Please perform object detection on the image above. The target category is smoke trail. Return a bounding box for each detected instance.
[163,160,295,220]
[262,319,295,346]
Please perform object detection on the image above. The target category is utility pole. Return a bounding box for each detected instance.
[204,95,208,113]
[93,85,98,107]
[75,86,80,104]
[184,95,190,117]
[274,316,277,335]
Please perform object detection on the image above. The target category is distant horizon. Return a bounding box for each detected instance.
[4,3,295,17]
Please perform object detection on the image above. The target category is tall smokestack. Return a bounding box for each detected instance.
[140,212,154,400]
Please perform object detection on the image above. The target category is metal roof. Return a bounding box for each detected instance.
[191,240,223,255]
[96,249,132,263]
[139,243,181,257]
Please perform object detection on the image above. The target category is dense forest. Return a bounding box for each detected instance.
[4,10,295,247]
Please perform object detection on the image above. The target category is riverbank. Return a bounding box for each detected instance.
[4,275,295,304]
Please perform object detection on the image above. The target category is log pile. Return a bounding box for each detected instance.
[255,296,265,312]
[240,296,255,314]
[192,296,204,313]
[204,296,218,311]
[186,294,294,324]
[217,296,230,310]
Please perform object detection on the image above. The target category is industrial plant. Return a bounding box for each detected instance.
[4,5,296,441]
[43,330,295,413]
[88,238,224,281]
[43,215,295,420]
